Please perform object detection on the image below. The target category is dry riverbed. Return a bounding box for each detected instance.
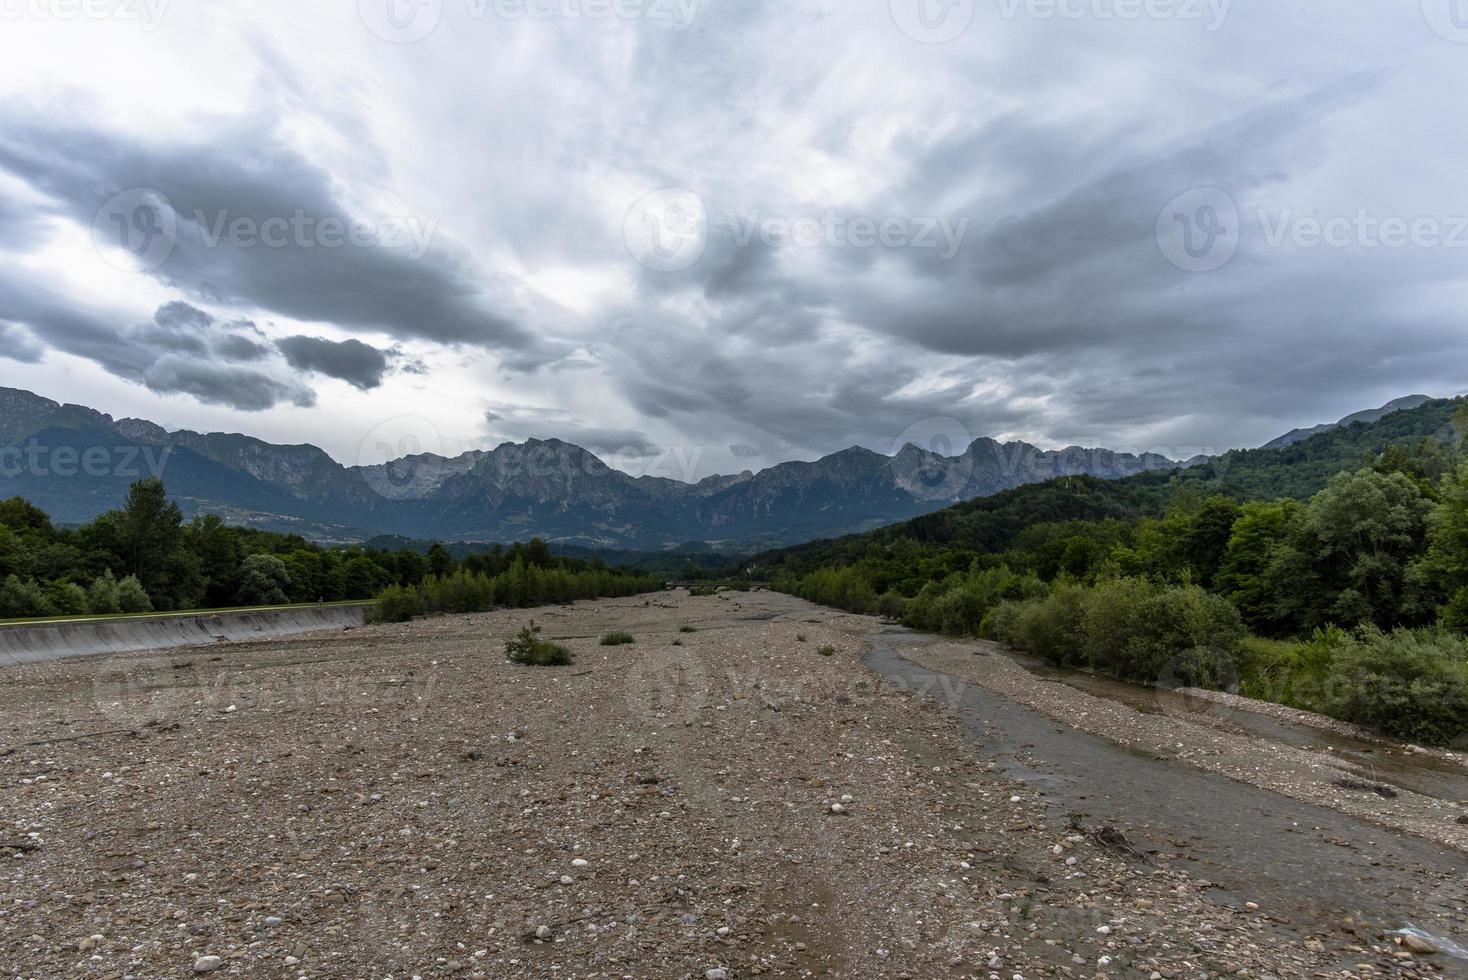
[0,590,1460,978]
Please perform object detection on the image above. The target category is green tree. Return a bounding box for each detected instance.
[1179,496,1242,587]
[425,543,456,578]
[187,514,242,607]
[115,575,153,613]
[88,571,122,615]
[119,479,185,601]
[1286,470,1434,631]
[235,554,292,606]
[0,576,53,618]
[1216,499,1302,634]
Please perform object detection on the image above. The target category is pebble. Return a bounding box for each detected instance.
[193,956,223,972]
[706,970,729,980]
[535,926,552,940]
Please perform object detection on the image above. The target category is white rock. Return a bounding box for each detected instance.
[830,803,847,814]
[706,970,730,980]
[571,858,589,867]
[193,956,223,972]
[1096,925,1111,935]
[535,925,552,940]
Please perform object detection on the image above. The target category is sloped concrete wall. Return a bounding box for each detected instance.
[0,604,369,666]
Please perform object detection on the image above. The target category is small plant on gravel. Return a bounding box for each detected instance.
[817,644,836,657]
[505,621,575,667]
[679,625,697,633]
[688,585,718,597]
[600,631,635,646]
[672,639,683,646]
[796,633,807,642]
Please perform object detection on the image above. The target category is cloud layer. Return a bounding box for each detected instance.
[0,2,1464,475]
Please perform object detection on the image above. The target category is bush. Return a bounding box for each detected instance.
[1442,586,1468,635]
[1008,584,1091,667]
[1318,627,1468,746]
[88,571,122,615]
[1084,578,1244,685]
[115,575,154,613]
[688,585,718,597]
[600,631,635,646]
[505,622,575,667]
[0,576,54,618]
[876,591,908,620]
[817,644,836,657]
[370,584,423,624]
[679,625,696,633]
[235,554,292,606]
[46,581,90,616]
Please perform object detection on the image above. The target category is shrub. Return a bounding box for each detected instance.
[679,625,697,633]
[371,584,423,624]
[796,633,807,642]
[980,600,1026,645]
[600,631,635,646]
[505,622,575,667]
[1318,627,1468,746]
[1442,586,1468,635]
[876,591,909,621]
[115,575,153,613]
[46,581,90,616]
[235,554,292,606]
[1083,578,1244,685]
[1008,584,1091,667]
[817,644,836,657]
[688,585,718,597]
[0,576,54,618]
[88,571,122,615]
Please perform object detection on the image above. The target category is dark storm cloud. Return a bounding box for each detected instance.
[215,332,271,363]
[0,283,320,412]
[142,356,315,412]
[0,269,150,378]
[276,335,393,390]
[0,323,43,363]
[0,110,552,365]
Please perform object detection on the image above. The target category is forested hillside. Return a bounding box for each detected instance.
[760,398,1468,746]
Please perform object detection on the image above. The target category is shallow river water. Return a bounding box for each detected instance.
[862,628,1468,970]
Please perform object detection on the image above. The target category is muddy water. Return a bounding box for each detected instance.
[862,629,1468,969]
[1005,649,1468,803]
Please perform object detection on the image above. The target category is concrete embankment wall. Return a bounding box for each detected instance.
[0,605,370,666]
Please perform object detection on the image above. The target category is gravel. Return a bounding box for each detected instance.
[0,589,1454,977]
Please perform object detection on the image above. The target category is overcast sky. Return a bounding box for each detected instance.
[1,0,1465,481]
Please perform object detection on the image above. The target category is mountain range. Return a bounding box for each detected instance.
[0,387,1184,550]
[1259,395,1434,450]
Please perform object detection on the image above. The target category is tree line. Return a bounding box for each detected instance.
[0,478,657,619]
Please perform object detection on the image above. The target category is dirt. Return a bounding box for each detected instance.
[0,590,1461,978]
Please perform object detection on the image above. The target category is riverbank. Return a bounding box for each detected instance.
[0,590,1460,977]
